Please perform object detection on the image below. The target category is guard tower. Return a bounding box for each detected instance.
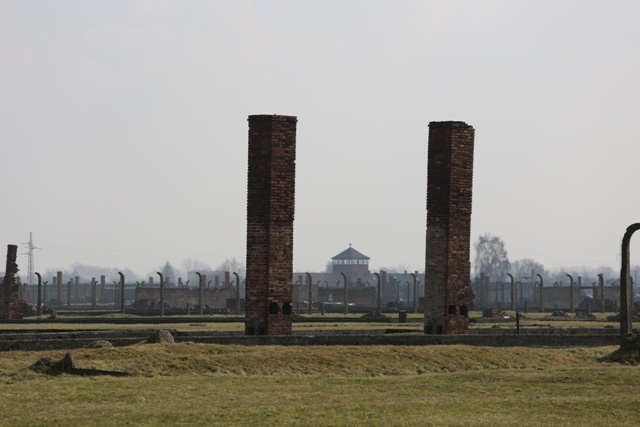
[331,245,370,281]
[424,121,474,335]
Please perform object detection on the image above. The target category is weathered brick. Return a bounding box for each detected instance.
[0,245,23,319]
[245,115,297,336]
[425,121,474,334]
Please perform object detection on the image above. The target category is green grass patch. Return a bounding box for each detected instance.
[0,344,637,426]
[1,369,640,426]
[3,310,622,333]
[0,343,640,426]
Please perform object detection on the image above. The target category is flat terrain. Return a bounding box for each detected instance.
[0,310,621,332]
[0,313,632,425]
[0,343,638,426]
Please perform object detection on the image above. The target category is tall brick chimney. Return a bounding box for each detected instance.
[245,115,297,335]
[425,121,474,334]
[0,244,22,319]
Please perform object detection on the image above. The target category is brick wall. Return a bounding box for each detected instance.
[245,115,297,335]
[425,121,474,334]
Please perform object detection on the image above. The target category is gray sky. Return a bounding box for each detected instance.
[1,0,639,280]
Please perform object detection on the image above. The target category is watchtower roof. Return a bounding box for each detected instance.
[331,245,369,261]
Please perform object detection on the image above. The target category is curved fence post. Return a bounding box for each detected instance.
[35,272,42,316]
[118,272,125,313]
[598,273,605,313]
[157,272,165,317]
[196,272,203,316]
[90,277,98,309]
[233,272,241,315]
[536,273,544,313]
[373,273,381,316]
[410,273,418,314]
[620,223,640,344]
[340,272,348,315]
[566,274,574,312]
[506,274,515,311]
[306,272,312,315]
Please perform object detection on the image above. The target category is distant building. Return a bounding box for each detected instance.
[290,245,424,311]
[331,245,370,282]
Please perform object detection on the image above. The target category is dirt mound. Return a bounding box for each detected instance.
[31,352,76,374]
[31,352,128,376]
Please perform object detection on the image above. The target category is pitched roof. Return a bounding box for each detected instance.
[331,245,370,260]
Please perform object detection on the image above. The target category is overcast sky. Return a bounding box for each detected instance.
[1,1,639,281]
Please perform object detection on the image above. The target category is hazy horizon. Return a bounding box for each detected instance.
[2,1,639,282]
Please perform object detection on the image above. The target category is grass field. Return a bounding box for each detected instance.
[0,343,639,426]
[0,310,621,333]
[0,314,631,425]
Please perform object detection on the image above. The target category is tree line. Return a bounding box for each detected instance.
[39,257,246,286]
[474,233,636,286]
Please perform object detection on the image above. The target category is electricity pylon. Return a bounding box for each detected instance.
[21,232,40,286]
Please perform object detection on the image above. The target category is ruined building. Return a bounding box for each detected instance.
[424,121,474,334]
[0,245,23,319]
[245,115,297,335]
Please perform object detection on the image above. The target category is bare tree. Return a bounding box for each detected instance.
[182,259,212,274]
[160,261,177,286]
[43,264,141,284]
[510,258,545,282]
[215,257,245,278]
[474,233,510,282]
[376,264,413,274]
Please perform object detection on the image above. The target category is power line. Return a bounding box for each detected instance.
[21,232,40,285]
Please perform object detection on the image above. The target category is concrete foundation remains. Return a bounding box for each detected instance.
[245,115,297,336]
[3,328,619,352]
[425,121,474,334]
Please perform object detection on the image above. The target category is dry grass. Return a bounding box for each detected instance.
[0,343,618,379]
[0,313,630,425]
[0,344,638,426]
